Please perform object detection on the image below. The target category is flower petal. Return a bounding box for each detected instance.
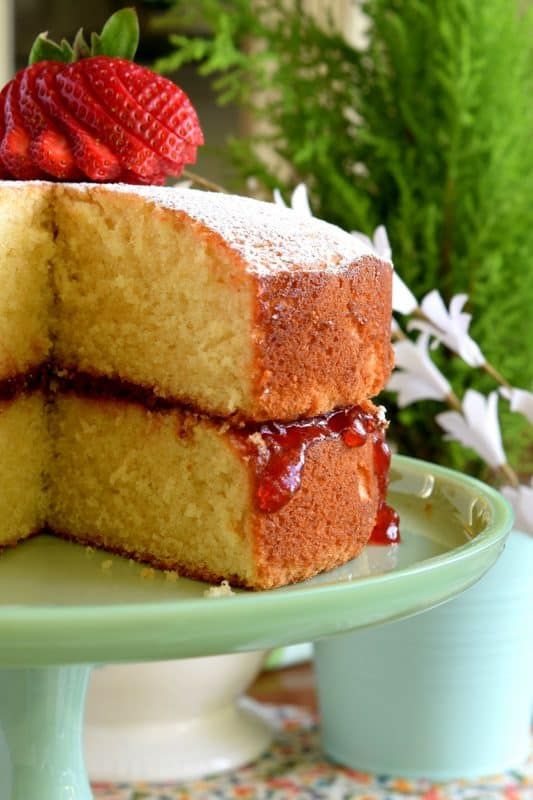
[388,334,451,406]
[393,271,418,314]
[290,183,313,217]
[410,291,485,367]
[273,188,287,208]
[373,225,392,261]
[501,480,533,535]
[500,387,533,424]
[436,390,506,468]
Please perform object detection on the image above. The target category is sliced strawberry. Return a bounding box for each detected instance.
[19,64,79,180]
[56,62,162,178]
[0,75,43,179]
[31,128,81,180]
[115,62,202,173]
[117,168,166,186]
[77,58,189,175]
[0,8,204,184]
[116,61,203,151]
[34,63,121,181]
[18,65,49,135]
[0,85,12,178]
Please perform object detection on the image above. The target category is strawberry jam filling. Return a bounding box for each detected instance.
[1,364,399,545]
[0,365,48,402]
[237,405,400,544]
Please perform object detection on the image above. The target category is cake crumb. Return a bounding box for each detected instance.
[248,431,267,451]
[204,580,234,598]
[376,404,389,427]
[165,570,179,582]
[140,567,155,579]
[101,559,113,571]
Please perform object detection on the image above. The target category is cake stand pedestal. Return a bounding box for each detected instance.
[0,666,92,800]
[0,457,513,800]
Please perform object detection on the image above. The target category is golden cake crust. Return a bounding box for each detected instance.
[252,261,393,419]
[251,436,378,589]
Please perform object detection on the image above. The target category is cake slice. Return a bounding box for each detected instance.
[0,180,396,588]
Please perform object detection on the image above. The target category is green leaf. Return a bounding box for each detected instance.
[95,8,139,59]
[59,38,75,61]
[28,32,73,64]
[90,32,104,56]
[71,29,90,60]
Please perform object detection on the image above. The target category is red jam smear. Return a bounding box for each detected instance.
[0,365,48,402]
[370,502,400,544]
[240,405,400,544]
[370,437,401,544]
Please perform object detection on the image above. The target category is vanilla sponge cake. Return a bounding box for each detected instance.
[0,181,392,419]
[47,395,383,589]
[0,185,53,378]
[0,180,394,588]
[0,394,48,545]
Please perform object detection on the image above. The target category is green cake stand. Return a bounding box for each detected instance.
[0,456,513,800]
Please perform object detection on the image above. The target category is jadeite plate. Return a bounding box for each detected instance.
[0,456,512,667]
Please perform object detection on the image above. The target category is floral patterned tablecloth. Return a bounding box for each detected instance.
[92,703,532,800]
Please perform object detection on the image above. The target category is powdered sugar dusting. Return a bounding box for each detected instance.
[1,179,379,272]
[78,183,377,274]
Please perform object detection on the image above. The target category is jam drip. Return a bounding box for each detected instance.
[241,405,400,544]
[369,435,400,544]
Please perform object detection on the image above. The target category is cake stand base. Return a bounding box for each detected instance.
[86,701,272,782]
[0,665,92,800]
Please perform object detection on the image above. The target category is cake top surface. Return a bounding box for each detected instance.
[104,184,379,274]
[1,180,381,275]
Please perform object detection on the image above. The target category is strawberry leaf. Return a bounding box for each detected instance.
[28,9,140,66]
[96,8,139,60]
[60,39,75,60]
[28,32,74,65]
[72,29,90,60]
[90,32,104,57]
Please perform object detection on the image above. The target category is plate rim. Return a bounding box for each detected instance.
[0,454,513,624]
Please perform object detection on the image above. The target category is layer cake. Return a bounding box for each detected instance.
[0,181,394,588]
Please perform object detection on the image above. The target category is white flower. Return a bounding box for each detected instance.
[409,290,485,367]
[500,387,533,425]
[501,480,533,535]
[387,333,452,407]
[436,390,506,469]
[351,225,418,315]
[392,271,419,315]
[273,183,312,217]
